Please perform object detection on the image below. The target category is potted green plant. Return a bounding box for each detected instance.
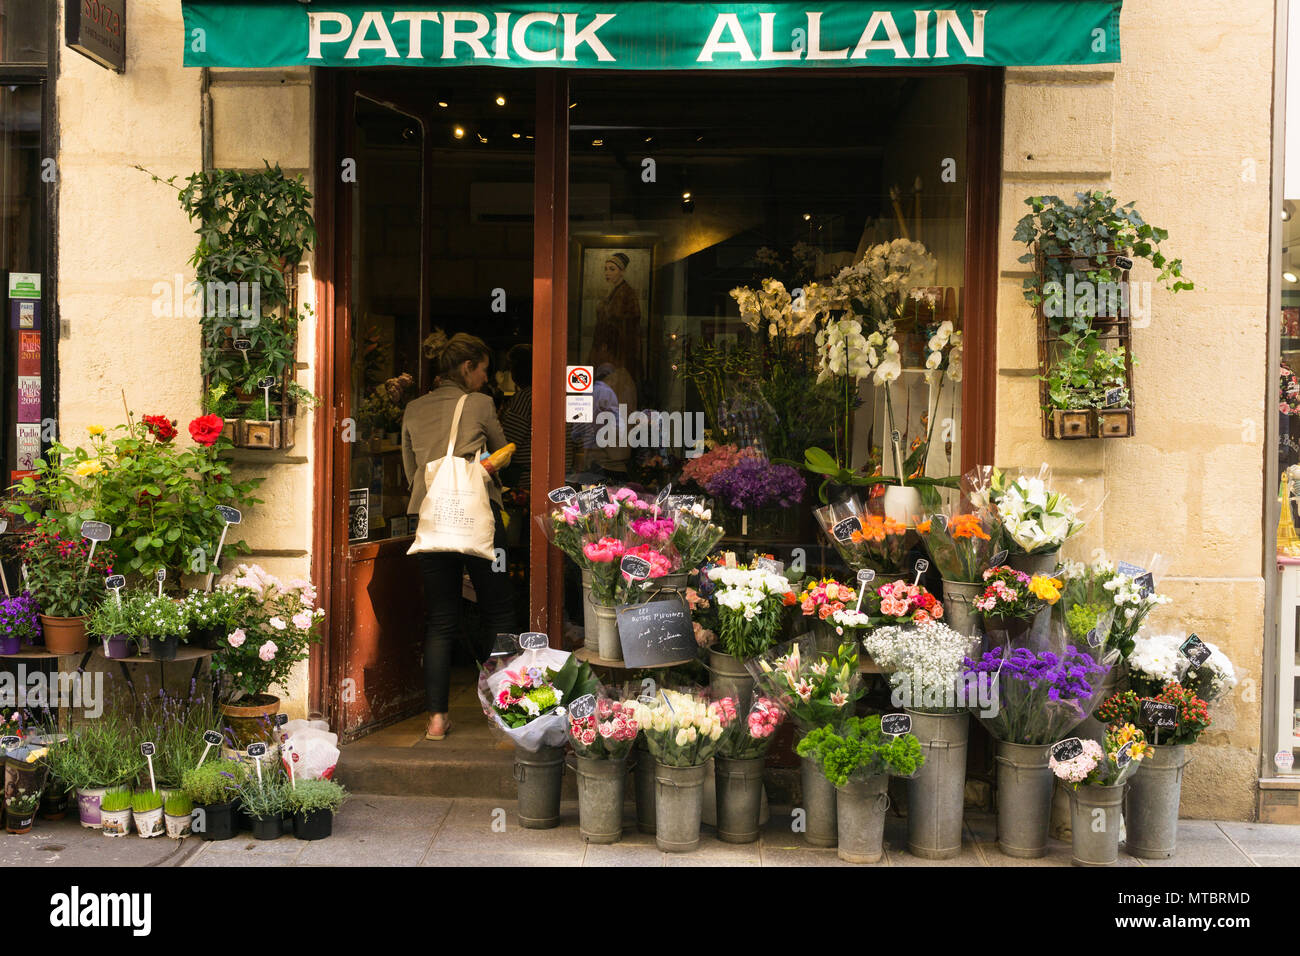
[212,564,323,749]
[1013,190,1192,334]
[284,778,347,841]
[240,774,289,840]
[14,517,114,654]
[99,785,134,837]
[1043,331,1133,439]
[87,596,132,659]
[44,716,143,828]
[136,594,189,661]
[131,789,165,838]
[796,715,924,864]
[163,791,193,839]
[5,787,40,833]
[182,759,246,841]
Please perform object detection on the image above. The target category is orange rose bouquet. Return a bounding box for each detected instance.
[917,511,996,583]
[814,496,909,575]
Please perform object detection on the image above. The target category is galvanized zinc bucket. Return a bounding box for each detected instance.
[715,755,765,844]
[580,569,599,652]
[940,580,984,638]
[653,761,708,853]
[514,744,564,829]
[634,744,656,834]
[592,600,621,661]
[905,709,969,860]
[835,774,890,864]
[1125,744,1189,859]
[995,740,1054,858]
[707,646,755,713]
[1069,783,1125,866]
[573,754,626,844]
[800,754,838,848]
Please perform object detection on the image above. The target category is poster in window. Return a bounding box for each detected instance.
[572,236,656,387]
[9,299,39,330]
[17,377,40,423]
[17,332,40,376]
[348,488,370,542]
[16,425,40,471]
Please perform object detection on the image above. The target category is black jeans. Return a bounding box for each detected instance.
[418,505,515,714]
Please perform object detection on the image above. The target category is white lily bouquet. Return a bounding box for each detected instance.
[970,465,1091,557]
[1128,631,1238,703]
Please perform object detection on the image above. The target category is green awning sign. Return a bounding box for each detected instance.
[182,2,1121,70]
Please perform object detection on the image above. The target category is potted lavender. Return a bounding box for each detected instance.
[0,593,40,655]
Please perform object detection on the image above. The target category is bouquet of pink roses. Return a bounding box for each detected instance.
[566,688,641,760]
[716,691,786,759]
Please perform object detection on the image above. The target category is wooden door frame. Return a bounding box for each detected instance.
[312,66,1003,718]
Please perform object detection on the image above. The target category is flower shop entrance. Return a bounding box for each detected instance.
[310,67,1003,741]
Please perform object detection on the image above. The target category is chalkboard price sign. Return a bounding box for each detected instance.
[617,597,697,668]
[257,376,276,390]
[857,569,876,585]
[80,520,112,542]
[1085,627,1103,649]
[620,554,652,580]
[518,632,549,650]
[247,743,268,758]
[914,558,930,575]
[1116,740,1135,768]
[233,338,252,351]
[1179,634,1211,667]
[0,735,20,749]
[155,568,167,583]
[140,742,156,757]
[1051,737,1084,762]
[105,575,126,590]
[569,694,597,721]
[216,505,242,525]
[990,549,1009,567]
[832,516,862,543]
[1116,561,1154,597]
[1140,698,1178,730]
[880,713,911,736]
[576,486,610,516]
[202,730,223,746]
[547,486,577,505]
[927,513,949,532]
[1115,255,1134,270]
[275,713,289,727]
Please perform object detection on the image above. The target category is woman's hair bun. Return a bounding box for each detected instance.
[422,328,449,360]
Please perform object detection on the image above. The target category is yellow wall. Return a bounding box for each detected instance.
[997,0,1272,818]
[56,0,318,717]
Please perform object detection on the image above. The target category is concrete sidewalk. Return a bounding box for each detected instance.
[4,796,1297,866]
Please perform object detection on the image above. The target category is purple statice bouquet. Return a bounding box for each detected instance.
[0,592,41,649]
[704,457,806,511]
[963,644,1115,744]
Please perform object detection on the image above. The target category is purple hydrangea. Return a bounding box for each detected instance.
[704,458,806,511]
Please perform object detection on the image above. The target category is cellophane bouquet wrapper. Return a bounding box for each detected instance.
[814,495,909,575]
[966,463,1102,559]
[478,646,598,753]
[566,683,642,760]
[746,635,864,733]
[629,686,732,767]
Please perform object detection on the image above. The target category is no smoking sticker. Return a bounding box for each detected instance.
[566,365,594,394]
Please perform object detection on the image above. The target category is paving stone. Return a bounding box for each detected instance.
[331,796,453,833]
[296,828,437,866]
[1215,821,1300,860]
[420,848,585,867]
[581,842,664,866]
[187,839,305,867]
[759,846,860,867]
[430,799,583,851]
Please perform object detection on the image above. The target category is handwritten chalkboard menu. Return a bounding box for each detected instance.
[576,486,610,516]
[617,597,696,668]
[1140,698,1178,730]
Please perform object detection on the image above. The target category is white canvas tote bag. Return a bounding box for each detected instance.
[407,393,496,560]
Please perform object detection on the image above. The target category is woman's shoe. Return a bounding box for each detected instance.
[425,715,452,740]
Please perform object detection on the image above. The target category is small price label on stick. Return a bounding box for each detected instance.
[216,505,242,525]
[569,694,597,720]
[1179,634,1211,668]
[1139,699,1178,731]
[881,713,911,737]
[1051,737,1084,762]
[247,743,268,758]
[275,713,289,727]
[1114,255,1134,270]
[832,516,862,543]
[202,731,223,746]
[857,569,876,584]
[0,735,19,749]
[1116,741,1135,768]
[140,742,156,757]
[575,486,610,516]
[234,338,252,351]
[1104,388,1124,408]
[990,550,1009,567]
[518,632,548,650]
[1085,627,1102,649]
[620,555,652,580]
[257,376,276,389]
[547,486,576,505]
[156,568,166,582]
[80,520,111,542]
[105,575,126,590]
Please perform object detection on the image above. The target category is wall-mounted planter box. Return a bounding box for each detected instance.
[1050,409,1095,440]
[1096,408,1134,438]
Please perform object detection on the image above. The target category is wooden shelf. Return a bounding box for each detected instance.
[0,647,70,660]
[573,647,695,670]
[98,646,216,664]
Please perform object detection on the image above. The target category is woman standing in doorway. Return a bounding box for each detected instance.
[402,332,515,740]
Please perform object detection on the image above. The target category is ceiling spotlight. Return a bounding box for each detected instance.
[695,134,703,142]
[511,132,521,139]
[682,191,692,200]
[592,138,604,147]
[495,95,506,106]
[525,134,534,140]
[477,132,488,143]
[1286,272,1298,283]
[453,126,465,139]
[437,101,449,108]
[569,101,578,109]
[803,213,812,221]
[644,135,653,143]
[680,193,695,214]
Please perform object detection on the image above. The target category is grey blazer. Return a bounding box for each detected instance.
[402,383,507,513]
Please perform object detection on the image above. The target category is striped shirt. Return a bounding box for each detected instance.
[500,385,531,487]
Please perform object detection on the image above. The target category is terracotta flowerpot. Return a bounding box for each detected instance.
[220,696,281,751]
[39,616,88,655]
